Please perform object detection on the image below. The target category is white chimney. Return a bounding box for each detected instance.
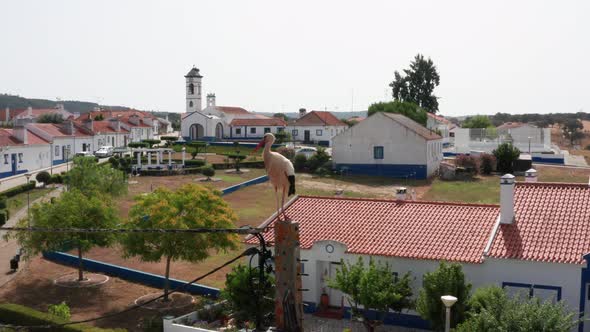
[206,93,216,107]
[56,103,65,111]
[13,123,28,144]
[500,174,515,224]
[27,106,32,117]
[4,107,9,122]
[396,187,407,200]
[83,118,94,132]
[525,169,537,182]
[109,118,121,132]
[299,108,307,118]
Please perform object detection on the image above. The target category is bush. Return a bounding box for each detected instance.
[277,147,295,160]
[493,143,520,174]
[0,303,124,332]
[51,174,64,184]
[294,154,307,172]
[227,153,247,172]
[0,210,7,226]
[0,181,36,198]
[274,131,292,144]
[36,171,51,187]
[202,166,215,179]
[455,155,479,174]
[48,301,71,321]
[128,142,149,149]
[142,139,161,148]
[479,153,496,175]
[585,144,590,150]
[184,159,206,167]
[416,262,472,330]
[306,147,331,172]
[0,195,6,210]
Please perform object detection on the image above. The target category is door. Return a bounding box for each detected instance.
[304,130,310,142]
[328,262,344,307]
[10,154,17,175]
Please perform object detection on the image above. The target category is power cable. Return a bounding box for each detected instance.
[0,226,264,235]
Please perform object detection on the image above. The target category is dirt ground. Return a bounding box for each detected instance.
[0,256,197,331]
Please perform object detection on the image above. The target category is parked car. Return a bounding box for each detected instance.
[74,151,94,157]
[294,146,317,159]
[94,146,114,158]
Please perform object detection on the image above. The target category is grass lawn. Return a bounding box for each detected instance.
[298,187,375,198]
[6,187,54,216]
[422,177,500,204]
[216,169,266,184]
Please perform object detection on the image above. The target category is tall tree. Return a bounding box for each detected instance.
[461,115,493,129]
[329,257,414,332]
[389,54,441,113]
[367,101,428,126]
[66,157,127,198]
[493,143,521,174]
[121,184,238,301]
[9,190,118,281]
[562,119,584,145]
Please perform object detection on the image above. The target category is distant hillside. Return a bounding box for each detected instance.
[258,111,368,120]
[0,94,131,113]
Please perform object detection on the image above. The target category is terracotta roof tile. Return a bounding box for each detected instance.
[217,106,250,115]
[489,182,590,264]
[289,111,346,127]
[248,196,499,263]
[230,118,287,126]
[0,128,50,145]
[27,123,92,137]
[382,113,442,141]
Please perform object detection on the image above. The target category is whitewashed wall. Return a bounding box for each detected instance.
[288,125,346,146]
[0,144,52,178]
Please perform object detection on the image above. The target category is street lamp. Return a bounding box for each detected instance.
[24,173,32,227]
[441,295,457,332]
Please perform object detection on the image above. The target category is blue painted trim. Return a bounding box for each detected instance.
[43,252,219,297]
[502,281,562,301]
[578,253,590,332]
[0,169,27,179]
[53,160,66,166]
[221,175,269,195]
[335,163,427,179]
[443,152,457,157]
[531,157,564,164]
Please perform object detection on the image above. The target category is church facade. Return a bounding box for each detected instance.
[180,67,286,141]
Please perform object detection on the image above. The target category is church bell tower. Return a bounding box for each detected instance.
[185,66,203,112]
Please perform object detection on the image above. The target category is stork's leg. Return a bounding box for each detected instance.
[275,186,282,221]
[281,186,289,221]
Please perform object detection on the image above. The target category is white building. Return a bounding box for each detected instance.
[426,112,456,146]
[332,112,443,179]
[1,104,75,125]
[87,110,155,142]
[288,109,347,147]
[0,125,51,179]
[249,175,590,331]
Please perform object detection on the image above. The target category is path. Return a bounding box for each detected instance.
[0,186,64,288]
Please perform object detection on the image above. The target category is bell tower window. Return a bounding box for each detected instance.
[189,101,193,108]
[188,83,194,95]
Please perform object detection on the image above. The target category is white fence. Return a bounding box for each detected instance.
[453,127,552,154]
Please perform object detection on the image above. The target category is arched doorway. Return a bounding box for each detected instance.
[215,123,223,140]
[190,124,204,140]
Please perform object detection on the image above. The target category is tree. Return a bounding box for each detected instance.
[201,165,215,180]
[492,143,520,174]
[94,114,104,121]
[128,142,149,149]
[221,264,275,327]
[160,136,178,147]
[36,171,51,187]
[66,157,127,198]
[9,189,118,281]
[274,131,291,144]
[189,141,207,160]
[461,115,493,129]
[306,147,330,172]
[273,113,289,121]
[142,139,161,148]
[227,154,246,172]
[121,184,238,301]
[37,113,64,124]
[329,257,414,332]
[416,262,471,331]
[277,147,295,160]
[367,101,427,126]
[479,154,496,175]
[562,119,584,145]
[456,286,579,332]
[389,54,441,113]
[294,154,307,172]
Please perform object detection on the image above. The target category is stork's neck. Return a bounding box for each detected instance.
[263,139,273,160]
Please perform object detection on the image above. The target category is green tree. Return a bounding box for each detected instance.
[462,115,493,129]
[492,143,520,174]
[121,184,238,301]
[227,154,246,172]
[94,114,104,121]
[416,262,471,331]
[142,139,161,148]
[273,113,289,121]
[160,136,178,147]
[201,165,215,180]
[9,190,118,281]
[66,157,127,198]
[35,171,51,187]
[128,142,149,149]
[367,101,428,126]
[189,141,207,160]
[456,286,579,332]
[48,302,71,321]
[562,119,584,145]
[389,54,441,113]
[294,154,307,172]
[37,113,64,124]
[221,264,275,327]
[306,147,331,172]
[274,131,291,144]
[329,257,414,332]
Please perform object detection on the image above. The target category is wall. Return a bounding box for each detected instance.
[288,125,346,146]
[230,126,285,139]
[0,144,50,179]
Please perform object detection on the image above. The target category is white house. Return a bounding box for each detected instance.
[332,112,443,179]
[249,175,590,331]
[426,112,455,146]
[287,109,347,147]
[0,126,51,179]
[1,104,75,125]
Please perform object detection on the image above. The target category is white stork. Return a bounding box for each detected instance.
[254,133,296,220]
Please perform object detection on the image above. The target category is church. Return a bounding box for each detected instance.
[180,67,287,141]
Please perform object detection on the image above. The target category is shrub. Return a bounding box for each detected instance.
[51,174,64,184]
[160,136,178,146]
[306,147,331,172]
[585,144,590,150]
[108,157,120,168]
[36,171,51,187]
[0,195,6,210]
[274,131,291,144]
[416,262,471,330]
[128,142,149,149]
[142,139,161,148]
[493,143,520,174]
[202,166,215,179]
[48,301,71,321]
[294,154,307,172]
[227,153,247,172]
[0,210,7,226]
[277,147,295,160]
[455,155,479,174]
[184,159,206,167]
[479,153,496,175]
[0,181,36,198]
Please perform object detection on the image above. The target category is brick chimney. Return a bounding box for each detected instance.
[396,187,407,200]
[525,169,537,182]
[500,174,515,224]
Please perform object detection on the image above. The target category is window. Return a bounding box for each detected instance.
[331,129,334,136]
[188,83,194,95]
[18,153,23,163]
[316,129,323,136]
[264,128,271,134]
[450,132,455,137]
[55,146,60,157]
[374,146,384,159]
[236,128,242,135]
[250,127,256,134]
[3,154,7,164]
[292,129,298,137]
[189,101,193,108]
[277,127,284,133]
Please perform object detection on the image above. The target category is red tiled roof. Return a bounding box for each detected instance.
[27,123,92,137]
[0,128,50,145]
[217,106,250,115]
[381,113,442,141]
[91,121,130,133]
[230,118,287,127]
[248,196,499,263]
[427,112,451,124]
[289,111,346,127]
[489,182,590,265]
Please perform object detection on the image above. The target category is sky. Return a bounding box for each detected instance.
[1,1,589,116]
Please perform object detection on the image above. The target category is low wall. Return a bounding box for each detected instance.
[221,175,268,195]
[531,153,564,164]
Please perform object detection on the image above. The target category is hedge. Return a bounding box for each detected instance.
[51,174,64,184]
[212,160,265,170]
[0,195,6,209]
[0,181,36,198]
[0,210,7,226]
[0,303,126,331]
[184,159,206,167]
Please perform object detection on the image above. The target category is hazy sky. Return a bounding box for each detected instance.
[1,1,589,116]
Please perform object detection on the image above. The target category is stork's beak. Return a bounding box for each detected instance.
[253,139,265,152]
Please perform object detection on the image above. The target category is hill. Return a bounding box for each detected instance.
[0,94,133,113]
[258,111,368,120]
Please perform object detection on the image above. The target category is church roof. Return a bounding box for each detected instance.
[185,67,203,78]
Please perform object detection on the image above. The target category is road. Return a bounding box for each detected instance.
[0,186,64,288]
